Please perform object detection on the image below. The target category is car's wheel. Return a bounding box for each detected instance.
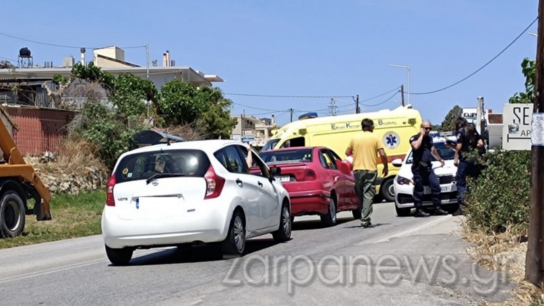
[273,201,291,243]
[381,178,395,203]
[352,199,362,220]
[395,205,411,217]
[105,245,133,265]
[222,209,246,258]
[320,195,337,227]
[0,190,26,238]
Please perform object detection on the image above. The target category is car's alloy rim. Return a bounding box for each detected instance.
[233,216,245,251]
[282,207,291,237]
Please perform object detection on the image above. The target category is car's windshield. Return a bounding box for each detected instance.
[115,149,210,183]
[259,148,313,164]
[261,139,279,152]
[406,142,455,164]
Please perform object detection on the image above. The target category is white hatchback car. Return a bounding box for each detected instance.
[101,140,292,265]
[391,136,459,216]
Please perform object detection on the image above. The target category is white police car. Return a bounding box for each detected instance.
[391,135,459,216]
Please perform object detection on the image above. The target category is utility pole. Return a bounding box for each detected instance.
[328,99,337,116]
[400,85,405,107]
[355,94,360,113]
[241,110,245,136]
[526,0,544,287]
[290,108,294,122]
[145,44,150,119]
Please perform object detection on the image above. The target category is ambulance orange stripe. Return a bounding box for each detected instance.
[377,154,406,164]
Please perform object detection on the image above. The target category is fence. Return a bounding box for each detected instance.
[4,106,77,156]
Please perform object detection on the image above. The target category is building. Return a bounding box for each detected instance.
[0,46,224,155]
[0,46,223,107]
[231,114,277,146]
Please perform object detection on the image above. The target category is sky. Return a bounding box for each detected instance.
[0,0,539,127]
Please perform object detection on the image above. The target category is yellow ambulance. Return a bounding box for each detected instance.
[261,105,423,202]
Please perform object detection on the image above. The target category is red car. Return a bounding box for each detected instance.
[254,146,360,227]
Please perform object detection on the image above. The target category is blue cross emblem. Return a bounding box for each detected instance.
[386,134,397,147]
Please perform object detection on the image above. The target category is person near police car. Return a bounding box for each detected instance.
[409,121,449,217]
[448,117,485,216]
[346,118,388,228]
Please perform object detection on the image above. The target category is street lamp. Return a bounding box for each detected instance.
[389,64,411,105]
[529,32,538,37]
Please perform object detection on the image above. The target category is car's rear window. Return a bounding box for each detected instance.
[114,149,210,183]
[259,149,313,164]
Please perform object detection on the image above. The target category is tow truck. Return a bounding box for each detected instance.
[0,110,51,238]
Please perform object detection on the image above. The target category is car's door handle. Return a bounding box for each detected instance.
[258,181,263,187]
[236,179,243,187]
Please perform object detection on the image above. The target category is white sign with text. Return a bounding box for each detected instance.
[502,103,532,150]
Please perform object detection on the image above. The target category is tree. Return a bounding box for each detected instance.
[440,105,463,132]
[111,73,158,120]
[159,81,237,138]
[509,58,536,104]
[159,79,209,125]
[196,87,238,139]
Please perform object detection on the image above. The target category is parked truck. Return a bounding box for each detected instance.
[0,113,51,238]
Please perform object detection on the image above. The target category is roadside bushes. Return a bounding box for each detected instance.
[68,101,147,170]
[464,149,531,234]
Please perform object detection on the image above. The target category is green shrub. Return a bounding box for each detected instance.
[69,101,147,170]
[464,148,531,234]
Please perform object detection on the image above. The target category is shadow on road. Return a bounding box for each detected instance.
[119,237,280,266]
[343,222,390,229]
[292,216,354,231]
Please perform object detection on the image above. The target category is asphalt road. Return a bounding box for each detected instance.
[0,202,515,306]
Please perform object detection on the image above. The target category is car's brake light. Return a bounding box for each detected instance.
[204,165,226,199]
[106,174,116,206]
[304,169,316,181]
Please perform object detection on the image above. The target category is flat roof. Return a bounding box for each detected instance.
[0,66,223,85]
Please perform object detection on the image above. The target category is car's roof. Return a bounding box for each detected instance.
[119,139,244,157]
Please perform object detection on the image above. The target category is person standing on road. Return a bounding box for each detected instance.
[450,117,485,216]
[346,118,388,228]
[409,121,449,217]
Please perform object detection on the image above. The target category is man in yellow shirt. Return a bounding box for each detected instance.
[346,118,389,228]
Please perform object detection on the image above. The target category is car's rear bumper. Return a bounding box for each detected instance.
[101,203,230,249]
[287,190,330,215]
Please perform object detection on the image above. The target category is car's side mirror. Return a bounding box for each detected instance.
[270,166,281,177]
[392,158,403,167]
[336,160,351,174]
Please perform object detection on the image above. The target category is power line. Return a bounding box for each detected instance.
[359,86,400,102]
[411,16,538,95]
[361,90,400,107]
[0,31,146,50]
[296,87,400,113]
[224,92,353,99]
[0,55,17,62]
[231,101,288,112]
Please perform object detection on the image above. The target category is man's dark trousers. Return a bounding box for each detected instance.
[412,164,441,207]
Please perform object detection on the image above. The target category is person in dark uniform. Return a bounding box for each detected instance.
[409,121,449,217]
[449,118,485,216]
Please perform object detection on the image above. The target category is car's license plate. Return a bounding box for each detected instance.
[424,185,455,194]
[276,176,290,182]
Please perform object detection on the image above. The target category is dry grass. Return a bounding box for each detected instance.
[463,224,544,305]
[154,123,204,141]
[27,139,109,175]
